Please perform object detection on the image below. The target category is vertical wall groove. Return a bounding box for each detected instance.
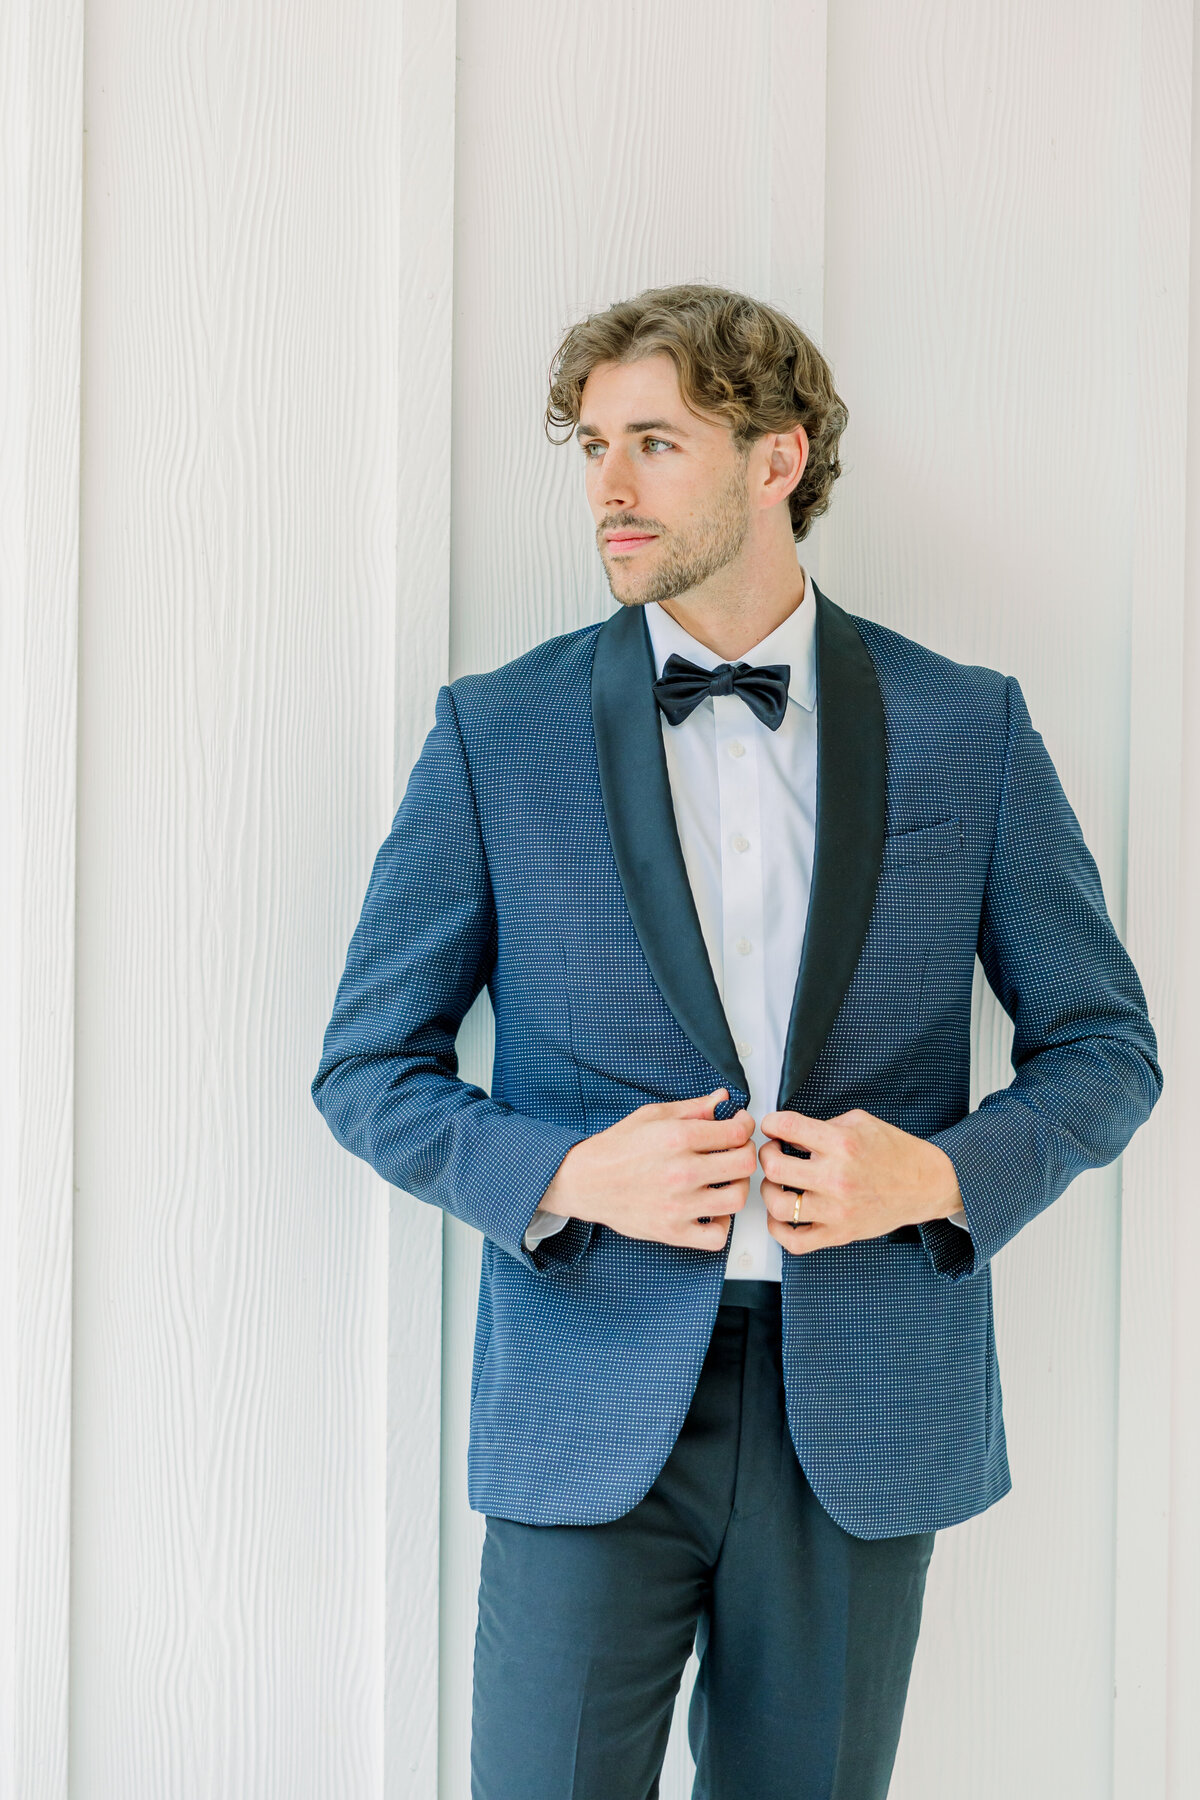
[387,0,457,1793]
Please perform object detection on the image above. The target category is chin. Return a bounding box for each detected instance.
[600,564,636,598]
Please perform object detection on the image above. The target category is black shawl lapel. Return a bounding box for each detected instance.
[590,603,748,1095]
[777,581,886,1106]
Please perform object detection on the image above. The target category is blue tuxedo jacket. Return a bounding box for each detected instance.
[312,584,1162,1538]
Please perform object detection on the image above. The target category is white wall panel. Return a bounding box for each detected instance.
[820,2,1187,1795]
[821,3,1138,1793]
[1111,0,1193,1789]
[0,2,82,1795]
[71,2,424,1792]
[447,0,828,684]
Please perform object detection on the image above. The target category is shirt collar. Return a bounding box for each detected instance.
[642,566,817,713]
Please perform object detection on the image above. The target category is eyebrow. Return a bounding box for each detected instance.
[575,418,692,439]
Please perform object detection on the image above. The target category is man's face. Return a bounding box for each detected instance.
[576,352,754,608]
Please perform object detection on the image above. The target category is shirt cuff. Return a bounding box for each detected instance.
[523,1207,572,1251]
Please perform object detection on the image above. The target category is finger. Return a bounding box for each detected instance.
[644,1089,728,1124]
[683,1111,756,1151]
[695,1176,751,1214]
[758,1109,838,1152]
[691,1145,759,1188]
[766,1214,837,1257]
[760,1178,829,1225]
[668,1087,730,1119]
[758,1137,831,1186]
[680,1215,733,1251]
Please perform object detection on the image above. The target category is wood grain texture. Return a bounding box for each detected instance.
[447,0,817,684]
[0,1,82,1796]
[72,2,417,1791]
[1112,0,1193,1791]
[768,0,829,343]
[821,4,1150,1791]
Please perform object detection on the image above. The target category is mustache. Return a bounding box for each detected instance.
[598,516,666,536]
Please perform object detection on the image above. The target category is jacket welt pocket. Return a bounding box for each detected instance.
[880,815,963,867]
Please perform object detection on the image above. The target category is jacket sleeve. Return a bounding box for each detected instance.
[311,682,594,1271]
[919,675,1163,1281]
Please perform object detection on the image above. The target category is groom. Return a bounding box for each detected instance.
[312,283,1162,1799]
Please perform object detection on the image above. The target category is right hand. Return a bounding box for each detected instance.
[540,1088,757,1251]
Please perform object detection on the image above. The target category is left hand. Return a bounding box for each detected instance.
[758,1107,964,1256]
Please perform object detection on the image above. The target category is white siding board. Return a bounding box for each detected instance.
[1113,0,1193,1792]
[820,3,1148,1792]
[768,0,830,345]
[0,2,83,1795]
[72,2,419,1791]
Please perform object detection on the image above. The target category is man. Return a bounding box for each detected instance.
[312,284,1162,1799]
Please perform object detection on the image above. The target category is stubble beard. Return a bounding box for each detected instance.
[602,459,752,609]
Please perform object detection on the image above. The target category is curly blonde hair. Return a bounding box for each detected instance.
[545,283,848,541]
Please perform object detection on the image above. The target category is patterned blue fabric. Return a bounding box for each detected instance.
[311,594,1162,1538]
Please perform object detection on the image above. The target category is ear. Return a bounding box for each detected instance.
[756,424,809,512]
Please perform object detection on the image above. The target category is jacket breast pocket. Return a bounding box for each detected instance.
[879,815,963,868]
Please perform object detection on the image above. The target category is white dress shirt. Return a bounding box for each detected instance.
[525,568,967,1265]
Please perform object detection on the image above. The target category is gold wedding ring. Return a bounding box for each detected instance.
[792,1191,804,1226]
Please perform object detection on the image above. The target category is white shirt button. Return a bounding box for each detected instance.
[728,740,746,759]
[735,937,752,956]
[738,1252,752,1270]
[736,1039,752,1058]
[732,834,750,853]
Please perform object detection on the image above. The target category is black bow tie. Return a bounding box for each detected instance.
[652,653,791,731]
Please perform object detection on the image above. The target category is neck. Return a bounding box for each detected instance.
[653,560,808,662]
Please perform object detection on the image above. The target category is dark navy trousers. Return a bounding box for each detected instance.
[471,1281,935,1800]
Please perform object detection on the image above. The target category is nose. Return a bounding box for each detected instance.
[593,443,637,514]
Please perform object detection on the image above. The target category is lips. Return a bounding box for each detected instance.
[605,533,657,551]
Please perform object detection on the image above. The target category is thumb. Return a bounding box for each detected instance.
[671,1087,730,1118]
